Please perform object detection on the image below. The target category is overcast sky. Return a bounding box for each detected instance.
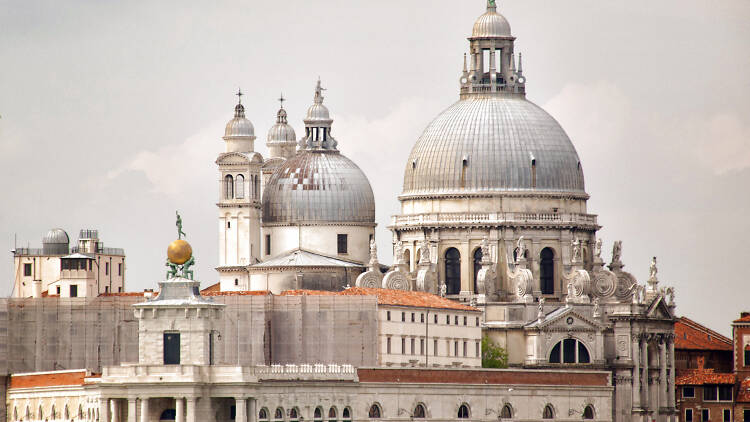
[1,0,748,335]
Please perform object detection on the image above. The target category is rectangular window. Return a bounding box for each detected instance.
[683,387,695,398]
[685,409,693,422]
[337,234,348,254]
[69,285,78,298]
[265,235,271,255]
[411,338,415,355]
[476,342,480,357]
[745,348,750,367]
[702,409,710,422]
[476,317,480,326]
[723,409,731,422]
[387,337,391,354]
[56,286,61,295]
[446,315,450,325]
[23,263,32,276]
[463,341,467,357]
[434,314,438,324]
[420,339,424,355]
[454,341,459,357]
[704,385,718,401]
[387,311,391,321]
[446,340,451,355]
[104,286,108,293]
[463,316,467,325]
[455,315,459,325]
[411,313,415,322]
[434,339,438,356]
[105,262,109,276]
[209,331,215,365]
[401,337,406,354]
[402,312,406,322]
[163,332,180,365]
[89,260,92,271]
[118,262,122,276]
[743,409,750,422]
[420,313,424,323]
[719,385,733,401]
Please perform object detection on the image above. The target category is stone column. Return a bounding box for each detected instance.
[111,399,120,422]
[186,398,196,422]
[140,398,149,422]
[660,338,668,409]
[632,335,641,409]
[236,398,247,422]
[99,399,110,422]
[176,397,185,422]
[669,338,676,409]
[248,398,257,422]
[641,338,649,412]
[127,399,137,422]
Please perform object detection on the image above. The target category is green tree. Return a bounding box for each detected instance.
[481,336,509,368]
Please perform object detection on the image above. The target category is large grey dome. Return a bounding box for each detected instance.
[42,228,70,255]
[472,8,511,38]
[262,151,375,224]
[402,96,586,196]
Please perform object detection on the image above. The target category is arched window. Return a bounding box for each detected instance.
[445,248,461,295]
[64,404,70,419]
[25,406,30,421]
[458,404,470,419]
[328,407,337,422]
[224,175,234,199]
[368,404,381,419]
[51,404,56,419]
[404,249,411,270]
[473,247,483,293]
[549,338,591,364]
[275,408,284,422]
[314,408,323,421]
[12,406,17,421]
[235,175,245,199]
[540,248,555,294]
[413,404,426,419]
[543,405,554,420]
[259,408,269,421]
[38,405,44,420]
[342,408,351,422]
[255,174,260,198]
[290,408,299,422]
[583,405,594,420]
[79,404,84,419]
[500,404,512,419]
[160,409,176,420]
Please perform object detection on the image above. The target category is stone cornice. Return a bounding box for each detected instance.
[398,190,590,201]
[262,222,377,228]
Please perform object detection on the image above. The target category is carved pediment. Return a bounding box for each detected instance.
[528,306,604,332]
[646,295,674,320]
[216,152,263,165]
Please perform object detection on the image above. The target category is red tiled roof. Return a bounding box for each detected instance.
[738,377,750,403]
[200,282,221,294]
[675,368,735,385]
[202,290,271,297]
[280,287,479,312]
[675,317,732,351]
[10,370,88,389]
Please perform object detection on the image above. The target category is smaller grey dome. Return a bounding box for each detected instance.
[224,103,255,138]
[268,108,297,144]
[42,228,70,255]
[305,103,331,122]
[472,8,511,38]
[43,228,69,244]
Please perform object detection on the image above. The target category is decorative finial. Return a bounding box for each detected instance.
[518,53,523,73]
[278,92,286,109]
[236,88,244,105]
[488,0,497,10]
[314,78,326,105]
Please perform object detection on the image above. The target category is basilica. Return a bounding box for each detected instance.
[1,2,679,422]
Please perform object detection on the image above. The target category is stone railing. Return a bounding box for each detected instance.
[391,212,598,228]
[256,363,357,381]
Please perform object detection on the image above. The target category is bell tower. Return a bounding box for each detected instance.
[216,90,263,290]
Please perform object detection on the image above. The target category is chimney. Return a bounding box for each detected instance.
[742,312,750,319]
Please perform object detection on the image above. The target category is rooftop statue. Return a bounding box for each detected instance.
[167,211,195,280]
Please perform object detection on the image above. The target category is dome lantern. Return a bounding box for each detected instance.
[266,93,298,160]
[299,79,337,151]
[223,88,256,153]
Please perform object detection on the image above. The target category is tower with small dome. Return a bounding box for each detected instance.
[216,90,264,291]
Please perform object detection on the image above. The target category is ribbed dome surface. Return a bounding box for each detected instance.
[305,103,331,122]
[402,97,585,196]
[224,105,255,137]
[263,151,375,224]
[267,122,296,143]
[43,228,69,244]
[472,10,511,38]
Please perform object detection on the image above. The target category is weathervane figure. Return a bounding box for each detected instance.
[176,211,186,240]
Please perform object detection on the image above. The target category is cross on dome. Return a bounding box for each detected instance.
[278,93,286,109]
[236,88,244,104]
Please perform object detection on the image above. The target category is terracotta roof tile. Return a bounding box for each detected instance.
[280,287,479,312]
[676,368,735,385]
[734,313,750,323]
[738,377,750,402]
[675,317,733,351]
[200,282,221,294]
[10,370,87,389]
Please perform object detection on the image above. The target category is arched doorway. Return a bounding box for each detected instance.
[540,247,555,294]
[445,248,461,295]
[473,248,483,293]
